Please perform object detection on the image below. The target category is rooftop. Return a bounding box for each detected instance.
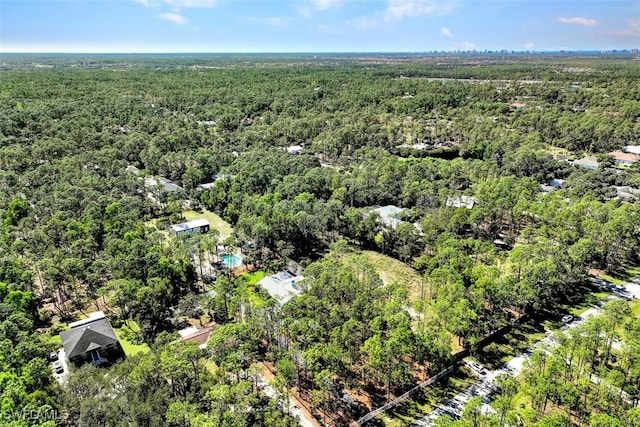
[125,165,140,176]
[179,326,216,349]
[286,145,303,154]
[624,145,640,154]
[170,218,209,233]
[446,195,476,209]
[258,271,304,305]
[61,311,120,360]
[144,177,183,193]
[371,205,406,229]
[609,150,640,163]
[573,155,599,169]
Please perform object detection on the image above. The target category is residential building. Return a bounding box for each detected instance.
[258,271,304,305]
[446,195,476,209]
[144,177,183,193]
[286,145,303,155]
[371,205,406,229]
[623,145,640,154]
[178,326,216,349]
[573,156,599,170]
[170,218,210,236]
[608,151,640,166]
[60,311,124,367]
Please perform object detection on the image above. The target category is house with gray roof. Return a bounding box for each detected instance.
[60,311,124,367]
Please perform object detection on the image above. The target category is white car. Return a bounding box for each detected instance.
[467,361,486,375]
[561,315,574,323]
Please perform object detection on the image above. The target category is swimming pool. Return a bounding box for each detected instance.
[222,254,242,268]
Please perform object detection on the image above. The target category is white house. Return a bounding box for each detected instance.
[371,205,406,229]
[258,271,304,305]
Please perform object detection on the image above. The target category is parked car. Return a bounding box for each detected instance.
[48,350,58,361]
[467,361,486,375]
[561,315,574,323]
[52,361,64,374]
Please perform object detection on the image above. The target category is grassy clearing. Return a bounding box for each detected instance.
[183,209,234,240]
[243,270,267,286]
[379,366,476,426]
[476,321,546,370]
[115,321,151,356]
[345,249,425,302]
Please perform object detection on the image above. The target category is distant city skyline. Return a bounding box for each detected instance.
[1,1,639,53]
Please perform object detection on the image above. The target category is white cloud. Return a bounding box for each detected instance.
[135,0,217,8]
[298,6,313,18]
[384,0,456,22]
[164,0,217,8]
[441,27,452,37]
[612,18,640,37]
[265,16,294,27]
[453,41,475,50]
[242,16,296,27]
[132,0,158,7]
[349,16,380,30]
[524,42,535,50]
[158,12,189,25]
[557,16,598,26]
[311,0,342,10]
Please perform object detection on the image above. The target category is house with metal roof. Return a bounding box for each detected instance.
[371,205,406,229]
[170,218,210,236]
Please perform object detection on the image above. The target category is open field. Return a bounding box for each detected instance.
[345,249,425,302]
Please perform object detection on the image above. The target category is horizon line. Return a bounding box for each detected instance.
[1,49,638,55]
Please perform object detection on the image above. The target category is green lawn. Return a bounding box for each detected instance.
[115,321,151,356]
[567,290,611,316]
[239,271,270,308]
[599,274,627,287]
[243,270,267,286]
[379,366,476,426]
[183,209,234,240]
[631,299,640,318]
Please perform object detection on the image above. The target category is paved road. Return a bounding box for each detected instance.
[412,283,635,426]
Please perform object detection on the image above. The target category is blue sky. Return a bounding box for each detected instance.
[1,1,639,52]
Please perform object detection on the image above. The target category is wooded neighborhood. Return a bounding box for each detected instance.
[1,52,640,426]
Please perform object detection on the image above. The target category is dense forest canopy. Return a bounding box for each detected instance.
[1,53,639,426]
